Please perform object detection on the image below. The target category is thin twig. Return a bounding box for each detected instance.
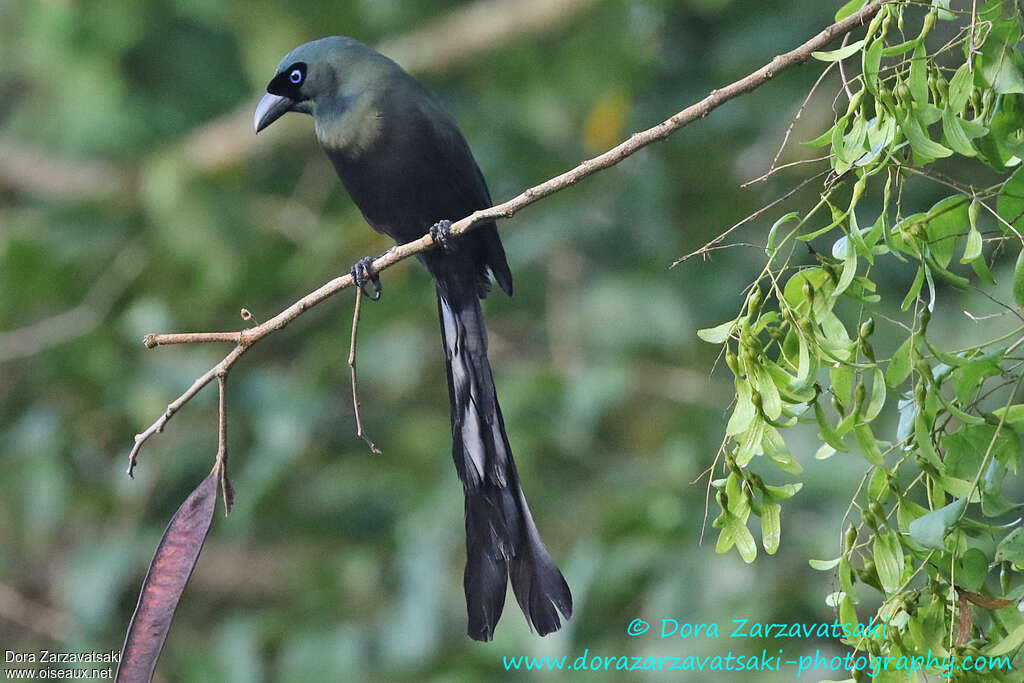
[837,32,854,101]
[214,373,234,515]
[969,0,977,73]
[740,154,832,188]
[673,170,831,266]
[128,0,889,472]
[744,60,837,188]
[348,287,381,454]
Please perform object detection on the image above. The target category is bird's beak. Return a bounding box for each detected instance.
[254,93,294,134]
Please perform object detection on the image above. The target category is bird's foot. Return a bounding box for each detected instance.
[350,256,382,301]
[429,219,455,253]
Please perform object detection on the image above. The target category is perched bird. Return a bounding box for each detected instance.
[254,36,571,641]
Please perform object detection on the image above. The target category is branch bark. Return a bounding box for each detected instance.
[128,0,889,472]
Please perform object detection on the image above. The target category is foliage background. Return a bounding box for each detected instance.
[0,0,997,680]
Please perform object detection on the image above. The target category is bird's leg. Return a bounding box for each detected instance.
[429,219,455,253]
[350,256,382,301]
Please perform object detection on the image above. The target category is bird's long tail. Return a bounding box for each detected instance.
[436,280,572,641]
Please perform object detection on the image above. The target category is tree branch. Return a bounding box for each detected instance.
[128,0,889,472]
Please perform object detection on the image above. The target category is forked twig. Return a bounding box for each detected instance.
[348,287,381,454]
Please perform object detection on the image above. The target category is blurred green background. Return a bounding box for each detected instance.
[0,0,978,680]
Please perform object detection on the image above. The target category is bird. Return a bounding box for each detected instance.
[254,36,572,641]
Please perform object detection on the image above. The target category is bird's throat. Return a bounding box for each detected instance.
[314,93,383,159]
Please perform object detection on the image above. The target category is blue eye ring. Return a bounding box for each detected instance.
[289,69,303,84]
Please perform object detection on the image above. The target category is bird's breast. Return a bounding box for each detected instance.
[315,95,384,160]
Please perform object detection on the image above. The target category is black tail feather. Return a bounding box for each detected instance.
[437,279,571,641]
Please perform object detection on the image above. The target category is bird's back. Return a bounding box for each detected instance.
[322,70,512,297]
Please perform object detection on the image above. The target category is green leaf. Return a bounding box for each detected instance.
[880,39,920,58]
[863,367,887,421]
[987,624,1024,657]
[832,231,858,298]
[924,195,969,268]
[954,355,1002,403]
[811,39,865,62]
[947,63,973,112]
[766,211,799,256]
[961,223,983,263]
[909,44,929,104]
[854,423,884,465]
[1014,250,1024,308]
[863,38,883,94]
[874,532,905,593]
[752,365,783,421]
[998,166,1024,234]
[761,502,781,555]
[972,254,997,286]
[956,548,990,591]
[831,363,854,412]
[993,405,1024,431]
[697,318,737,344]
[900,112,954,163]
[834,0,867,22]
[886,336,915,387]
[727,380,756,436]
[869,467,890,502]
[803,123,837,148]
[981,459,1015,518]
[735,416,765,467]
[764,482,803,500]
[943,430,986,480]
[839,595,858,633]
[810,557,840,570]
[815,399,849,452]
[942,108,977,157]
[716,512,757,563]
[901,265,925,310]
[908,497,967,549]
[995,527,1024,564]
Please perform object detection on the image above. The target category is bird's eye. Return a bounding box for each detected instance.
[289,69,303,84]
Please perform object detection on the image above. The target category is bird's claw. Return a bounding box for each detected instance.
[429,219,455,253]
[351,256,382,301]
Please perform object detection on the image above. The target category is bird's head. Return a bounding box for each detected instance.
[254,36,392,134]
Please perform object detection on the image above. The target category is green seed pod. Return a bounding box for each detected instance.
[844,522,858,551]
[859,317,875,340]
[847,88,865,116]
[861,340,876,363]
[896,82,912,104]
[833,395,846,417]
[851,176,867,206]
[747,285,762,314]
[868,501,884,523]
[921,9,936,38]
[725,350,740,375]
[982,89,995,118]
